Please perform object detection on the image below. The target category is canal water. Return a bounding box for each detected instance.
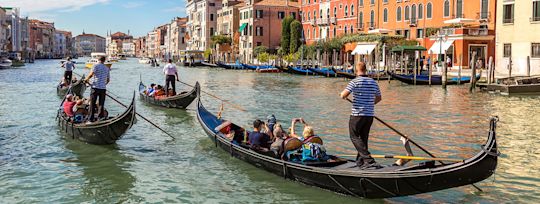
[0,59,538,203]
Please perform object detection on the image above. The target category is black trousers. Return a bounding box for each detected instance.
[89,88,106,121]
[165,75,176,95]
[349,115,375,166]
[64,71,72,85]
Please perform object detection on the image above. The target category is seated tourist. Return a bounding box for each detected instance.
[248,119,271,151]
[153,85,165,98]
[267,114,277,133]
[167,88,175,97]
[215,121,246,145]
[146,83,156,96]
[290,118,311,140]
[270,123,289,156]
[63,94,76,117]
[73,98,89,123]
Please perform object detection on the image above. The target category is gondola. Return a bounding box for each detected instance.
[201,62,218,67]
[196,95,499,199]
[307,67,338,77]
[216,62,244,69]
[287,66,315,75]
[57,76,86,98]
[138,81,199,109]
[390,72,480,85]
[241,63,276,70]
[57,93,137,145]
[332,68,356,79]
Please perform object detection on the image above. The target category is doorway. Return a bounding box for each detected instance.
[469,44,487,69]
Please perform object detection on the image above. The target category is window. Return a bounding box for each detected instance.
[444,0,450,17]
[503,44,511,57]
[345,6,348,17]
[350,26,354,33]
[249,25,252,36]
[503,4,514,23]
[351,5,354,16]
[370,0,375,5]
[411,5,417,22]
[417,29,423,38]
[181,37,185,44]
[313,10,317,19]
[210,14,214,21]
[418,4,424,19]
[456,0,463,18]
[427,3,432,18]
[307,29,310,39]
[256,10,263,18]
[533,1,540,21]
[481,0,489,19]
[383,8,388,23]
[278,11,285,19]
[257,42,262,46]
[532,43,540,58]
[308,12,310,20]
[327,8,330,18]
[359,12,363,27]
[333,27,336,37]
[320,10,323,19]
[370,10,375,27]
[360,0,363,6]
[344,25,347,34]
[313,28,316,38]
[397,7,402,21]
[249,10,252,18]
[210,27,214,36]
[256,27,263,36]
[334,7,337,17]
[405,6,410,20]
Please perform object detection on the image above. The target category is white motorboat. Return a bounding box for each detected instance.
[0,58,13,69]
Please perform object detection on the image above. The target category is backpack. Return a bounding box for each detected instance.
[301,143,328,162]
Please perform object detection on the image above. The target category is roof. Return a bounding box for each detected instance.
[254,0,299,7]
[76,33,105,39]
[391,45,427,52]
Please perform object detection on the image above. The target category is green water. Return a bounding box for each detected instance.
[0,59,538,203]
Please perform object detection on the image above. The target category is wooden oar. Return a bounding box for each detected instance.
[338,154,464,163]
[176,80,247,112]
[72,72,175,140]
[344,98,482,191]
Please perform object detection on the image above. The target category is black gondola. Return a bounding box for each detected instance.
[57,76,86,98]
[332,68,356,79]
[216,62,244,69]
[138,82,199,109]
[56,94,137,145]
[196,95,499,199]
[389,72,480,85]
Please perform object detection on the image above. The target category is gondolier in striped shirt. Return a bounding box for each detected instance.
[340,62,382,169]
[163,59,179,96]
[62,57,75,85]
[85,56,110,122]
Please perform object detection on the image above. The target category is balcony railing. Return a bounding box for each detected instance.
[439,28,456,36]
[466,28,489,36]
[477,12,491,21]
[409,18,417,26]
[316,18,329,25]
[503,18,514,24]
[330,17,337,24]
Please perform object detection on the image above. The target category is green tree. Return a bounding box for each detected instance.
[280,16,294,54]
[211,35,232,47]
[257,52,270,63]
[289,20,302,54]
[253,46,268,57]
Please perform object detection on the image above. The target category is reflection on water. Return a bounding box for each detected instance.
[0,59,538,203]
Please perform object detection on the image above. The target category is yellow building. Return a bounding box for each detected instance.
[496,0,540,76]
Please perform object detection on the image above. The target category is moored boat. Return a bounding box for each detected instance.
[216,61,244,69]
[138,57,152,64]
[0,58,13,69]
[241,63,276,70]
[138,81,199,109]
[308,67,338,77]
[196,96,499,198]
[57,76,86,98]
[390,72,480,85]
[85,53,113,69]
[287,66,315,75]
[179,50,205,66]
[56,93,136,145]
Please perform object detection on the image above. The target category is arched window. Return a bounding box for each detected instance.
[456,0,463,18]
[313,10,317,19]
[334,7,337,17]
[359,11,363,25]
[418,4,424,19]
[383,8,388,23]
[405,5,410,20]
[412,4,417,21]
[307,29,310,39]
[350,26,353,33]
[443,0,450,17]
[320,9,323,19]
[370,10,375,27]
[427,3,432,18]
[351,5,355,16]
[344,25,348,34]
[327,8,330,18]
[345,6,348,17]
[308,12,310,20]
[320,28,322,38]
[313,28,316,38]
[397,7,402,21]
[360,0,364,6]
[333,27,336,37]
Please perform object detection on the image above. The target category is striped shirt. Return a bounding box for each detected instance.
[91,63,110,89]
[346,76,381,116]
[63,61,75,71]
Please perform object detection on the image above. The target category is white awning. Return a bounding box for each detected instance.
[443,18,476,24]
[351,44,377,55]
[428,39,454,54]
[368,28,392,34]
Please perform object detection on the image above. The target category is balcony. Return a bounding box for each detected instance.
[409,18,418,27]
[316,18,329,26]
[357,23,364,31]
[310,19,316,26]
[434,27,492,37]
[330,17,337,24]
[465,28,489,36]
[477,12,491,22]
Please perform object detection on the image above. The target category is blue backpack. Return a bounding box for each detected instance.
[301,143,329,162]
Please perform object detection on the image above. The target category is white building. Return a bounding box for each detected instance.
[53,31,66,58]
[122,42,135,56]
[186,0,221,51]
[146,31,157,57]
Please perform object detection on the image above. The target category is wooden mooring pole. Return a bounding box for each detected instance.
[470,51,477,92]
[458,54,462,85]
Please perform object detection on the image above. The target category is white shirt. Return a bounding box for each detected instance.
[163,63,177,76]
[63,61,75,71]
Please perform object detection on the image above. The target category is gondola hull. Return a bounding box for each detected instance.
[138,82,199,109]
[241,63,276,70]
[57,77,86,98]
[57,94,136,145]
[288,66,315,75]
[390,72,480,85]
[307,68,338,77]
[216,62,244,69]
[196,96,499,199]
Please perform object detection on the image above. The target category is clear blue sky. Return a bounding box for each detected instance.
[2,0,187,37]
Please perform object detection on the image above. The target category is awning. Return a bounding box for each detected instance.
[367,28,392,34]
[428,39,454,54]
[443,18,476,24]
[238,23,248,32]
[351,44,377,55]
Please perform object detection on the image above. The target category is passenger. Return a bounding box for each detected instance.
[167,88,175,97]
[270,123,288,156]
[266,114,277,133]
[63,94,76,117]
[73,98,89,123]
[248,119,271,150]
[153,85,165,98]
[290,118,313,140]
[146,83,156,95]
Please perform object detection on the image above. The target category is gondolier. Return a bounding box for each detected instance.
[62,57,75,85]
[84,56,110,122]
[340,61,382,169]
[163,59,179,96]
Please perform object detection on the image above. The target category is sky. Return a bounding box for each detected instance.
[1,0,187,37]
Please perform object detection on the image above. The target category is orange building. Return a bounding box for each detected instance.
[302,0,495,68]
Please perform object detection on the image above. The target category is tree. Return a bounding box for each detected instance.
[211,35,232,47]
[280,16,294,54]
[253,46,268,57]
[257,52,270,63]
[289,20,302,54]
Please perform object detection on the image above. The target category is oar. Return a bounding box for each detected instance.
[344,98,483,191]
[176,80,247,112]
[338,154,464,163]
[72,72,175,140]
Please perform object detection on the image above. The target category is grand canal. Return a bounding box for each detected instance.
[1,59,538,203]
